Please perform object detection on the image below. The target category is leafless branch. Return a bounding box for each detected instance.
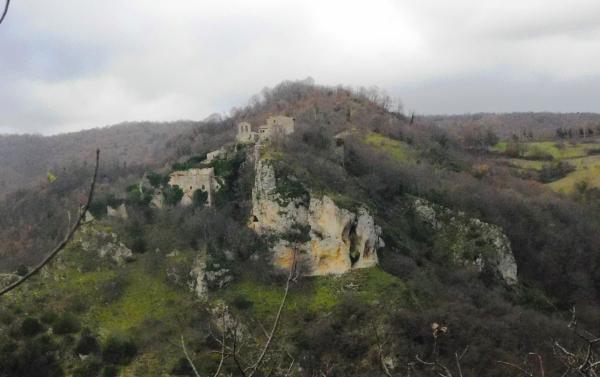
[246,249,297,377]
[181,335,202,377]
[283,351,295,377]
[232,325,248,377]
[373,323,393,377]
[0,0,9,25]
[455,346,469,377]
[496,360,534,377]
[0,149,100,297]
[212,308,227,377]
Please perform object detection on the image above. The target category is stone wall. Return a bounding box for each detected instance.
[168,168,220,206]
[236,116,295,143]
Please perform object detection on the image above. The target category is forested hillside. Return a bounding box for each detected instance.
[0,121,199,198]
[1,81,600,377]
[426,112,600,139]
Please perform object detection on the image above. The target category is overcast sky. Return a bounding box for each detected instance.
[2,0,600,135]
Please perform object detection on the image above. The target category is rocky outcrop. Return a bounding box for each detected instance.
[251,158,308,234]
[107,203,128,219]
[150,189,164,209]
[411,198,518,285]
[251,154,383,275]
[189,253,208,299]
[188,251,233,300]
[79,227,135,266]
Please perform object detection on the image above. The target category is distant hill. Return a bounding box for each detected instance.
[424,112,600,139]
[0,121,199,197]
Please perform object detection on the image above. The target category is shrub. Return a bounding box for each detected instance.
[538,161,576,183]
[21,317,44,337]
[130,237,147,254]
[40,311,58,325]
[172,161,194,171]
[192,189,208,207]
[587,148,600,156]
[232,295,253,311]
[15,265,28,277]
[102,365,119,377]
[171,357,194,376]
[72,357,102,377]
[126,185,153,206]
[163,185,184,206]
[186,154,207,164]
[75,333,100,355]
[147,171,167,187]
[53,313,81,335]
[102,336,137,365]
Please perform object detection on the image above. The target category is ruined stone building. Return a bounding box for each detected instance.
[236,115,295,143]
[168,168,221,207]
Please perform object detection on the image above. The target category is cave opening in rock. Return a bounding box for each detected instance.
[347,222,360,265]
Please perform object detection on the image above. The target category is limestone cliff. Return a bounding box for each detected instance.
[251,153,382,275]
[411,198,518,285]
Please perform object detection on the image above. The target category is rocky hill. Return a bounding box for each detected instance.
[1,80,600,377]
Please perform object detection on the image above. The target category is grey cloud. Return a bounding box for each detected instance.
[1,0,599,135]
[398,74,600,115]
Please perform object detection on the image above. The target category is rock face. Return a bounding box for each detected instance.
[411,198,518,285]
[107,203,128,219]
[188,251,233,300]
[79,227,135,266]
[251,154,382,275]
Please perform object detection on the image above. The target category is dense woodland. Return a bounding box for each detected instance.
[1,80,600,376]
[426,112,600,140]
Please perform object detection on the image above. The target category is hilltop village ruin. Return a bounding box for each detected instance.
[236,115,295,143]
[103,115,295,216]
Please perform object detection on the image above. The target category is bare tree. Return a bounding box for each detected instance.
[497,307,600,377]
[0,149,100,297]
[415,323,469,377]
[0,0,9,24]
[551,307,600,377]
[182,250,299,377]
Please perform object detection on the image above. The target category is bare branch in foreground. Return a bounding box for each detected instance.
[246,249,297,377]
[181,335,202,377]
[0,149,100,297]
[0,0,9,25]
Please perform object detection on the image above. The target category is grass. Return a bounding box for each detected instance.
[0,230,201,376]
[220,267,411,321]
[547,155,600,193]
[495,139,600,193]
[494,140,600,160]
[93,263,189,335]
[365,132,415,161]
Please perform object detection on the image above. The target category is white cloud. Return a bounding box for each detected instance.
[1,0,600,134]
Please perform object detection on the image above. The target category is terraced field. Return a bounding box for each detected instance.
[548,155,600,193]
[496,140,600,193]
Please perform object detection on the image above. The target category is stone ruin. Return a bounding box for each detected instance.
[168,168,221,207]
[236,115,295,143]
